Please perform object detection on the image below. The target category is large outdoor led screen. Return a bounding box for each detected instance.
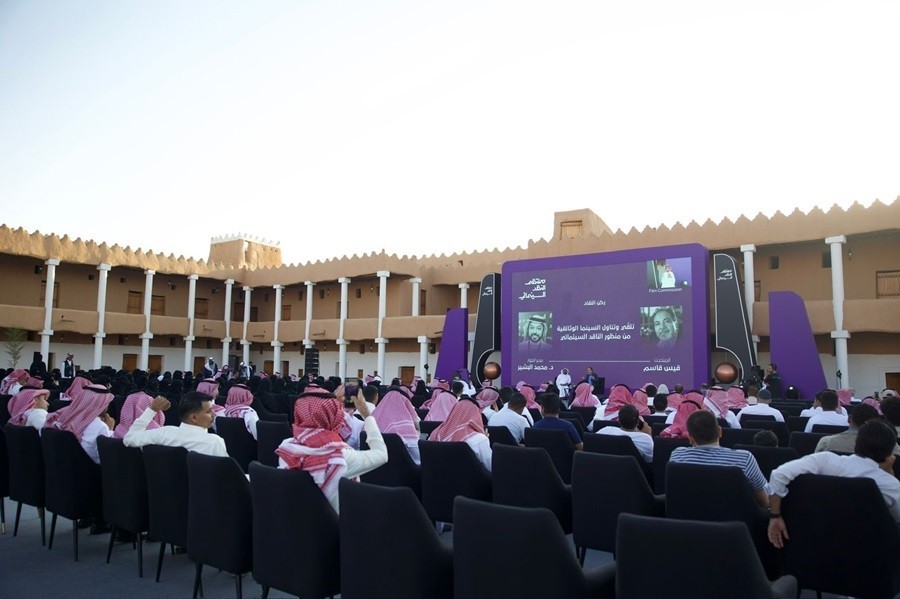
[501,244,710,392]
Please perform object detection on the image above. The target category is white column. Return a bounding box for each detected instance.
[222,279,234,368]
[40,259,60,365]
[93,263,111,369]
[303,280,314,348]
[458,283,470,309]
[418,336,429,381]
[184,274,198,372]
[410,277,422,316]
[241,286,252,365]
[272,284,284,373]
[338,278,350,379]
[139,269,155,370]
[826,235,850,388]
[740,244,759,354]
[376,271,389,377]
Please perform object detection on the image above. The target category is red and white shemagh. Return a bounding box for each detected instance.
[604,385,651,417]
[430,400,485,443]
[474,387,500,410]
[114,391,164,439]
[836,389,852,406]
[423,391,458,422]
[571,383,600,408]
[666,392,685,410]
[276,396,351,504]
[196,379,219,398]
[0,370,29,395]
[372,390,419,442]
[705,389,731,418]
[52,385,113,441]
[62,376,91,401]
[8,388,50,426]
[660,394,705,439]
[224,385,254,418]
[516,383,540,410]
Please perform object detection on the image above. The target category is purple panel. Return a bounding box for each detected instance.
[501,244,710,390]
[769,291,827,398]
[434,308,469,382]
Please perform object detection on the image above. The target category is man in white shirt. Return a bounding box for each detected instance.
[737,388,784,424]
[596,404,654,462]
[487,392,530,443]
[124,392,228,458]
[804,390,849,432]
[767,419,900,550]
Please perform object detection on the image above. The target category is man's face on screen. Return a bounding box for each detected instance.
[653,311,676,342]
[526,320,545,342]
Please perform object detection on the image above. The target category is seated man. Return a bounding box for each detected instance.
[804,390,849,432]
[596,404,654,462]
[881,396,900,436]
[767,419,900,549]
[669,410,769,507]
[736,388,784,423]
[488,392,530,443]
[7,387,50,431]
[124,391,228,457]
[652,393,673,415]
[49,385,116,464]
[532,393,583,450]
[815,403,899,456]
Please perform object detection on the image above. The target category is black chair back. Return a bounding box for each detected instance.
[616,514,797,599]
[666,461,777,579]
[143,444,189,581]
[592,420,620,431]
[41,427,103,561]
[215,416,258,473]
[644,414,667,424]
[492,444,571,533]
[782,474,900,598]
[486,425,518,447]
[739,414,776,423]
[359,433,422,500]
[651,436,689,494]
[419,420,442,438]
[811,424,849,434]
[743,420,790,447]
[249,462,340,599]
[418,440,492,523]
[527,407,543,422]
[720,427,762,448]
[523,428,575,484]
[187,453,253,597]
[558,414,586,439]
[786,415,810,432]
[733,444,800,479]
[340,480,452,599]
[453,497,614,599]
[788,431,828,457]
[566,407,596,428]
[571,452,664,560]
[4,423,46,542]
[583,432,653,485]
[255,420,292,468]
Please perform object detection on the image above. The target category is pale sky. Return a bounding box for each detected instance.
[1,0,898,265]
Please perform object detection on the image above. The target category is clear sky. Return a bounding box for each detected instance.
[1,0,898,265]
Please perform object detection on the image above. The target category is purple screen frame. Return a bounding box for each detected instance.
[501,243,710,391]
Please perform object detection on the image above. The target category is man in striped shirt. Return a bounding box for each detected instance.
[668,410,769,508]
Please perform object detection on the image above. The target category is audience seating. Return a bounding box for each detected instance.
[785,415,810,433]
[4,423,46,544]
[491,444,572,533]
[643,414,667,425]
[523,428,576,484]
[419,420,442,438]
[453,496,615,599]
[187,453,252,599]
[486,425,518,447]
[249,462,340,599]
[0,424,7,533]
[788,431,828,457]
[781,474,900,598]
[566,406,597,428]
[143,445,190,582]
[97,436,149,576]
[665,462,779,579]
[810,423,849,434]
[733,444,800,479]
[418,440,492,524]
[339,480,452,599]
[255,420,292,468]
[615,514,797,599]
[650,422,667,437]
[527,407,543,422]
[738,414,776,423]
[744,420,790,447]
[582,432,653,485]
[215,416,258,473]
[720,427,762,448]
[41,428,104,561]
[651,436,689,494]
[359,432,422,500]
[571,452,664,563]
[558,413,586,439]
[592,420,620,431]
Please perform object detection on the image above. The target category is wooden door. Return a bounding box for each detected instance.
[193,356,206,374]
[400,366,415,386]
[264,360,274,375]
[886,372,900,393]
[122,354,137,371]
[148,355,163,373]
[281,361,289,375]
